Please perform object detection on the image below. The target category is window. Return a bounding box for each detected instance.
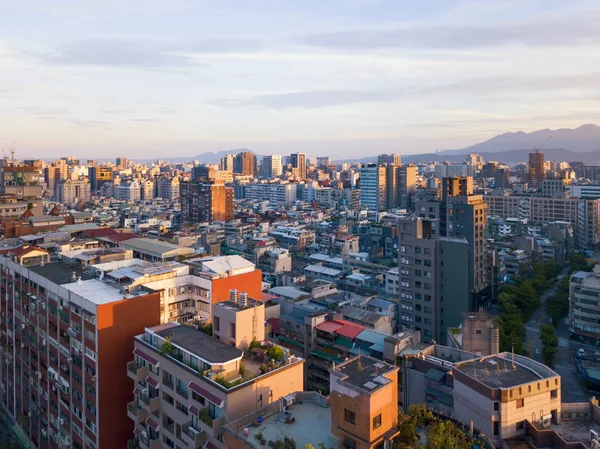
[475,330,482,335]
[493,402,499,411]
[550,389,557,399]
[493,421,499,436]
[372,414,382,430]
[517,421,525,431]
[516,398,524,408]
[214,317,220,332]
[344,409,356,425]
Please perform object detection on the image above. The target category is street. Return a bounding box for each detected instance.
[524,270,592,403]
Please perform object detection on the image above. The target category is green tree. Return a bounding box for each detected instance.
[569,252,595,273]
[540,324,558,367]
[267,345,284,362]
[427,420,470,449]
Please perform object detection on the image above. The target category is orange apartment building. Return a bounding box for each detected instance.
[0,251,161,449]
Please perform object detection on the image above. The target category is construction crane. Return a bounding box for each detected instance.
[2,142,15,161]
[534,136,551,153]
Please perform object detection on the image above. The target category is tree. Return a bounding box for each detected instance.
[200,322,213,336]
[569,252,595,273]
[427,420,470,449]
[159,336,174,355]
[267,345,284,362]
[540,324,559,367]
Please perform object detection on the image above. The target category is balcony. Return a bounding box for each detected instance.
[127,361,149,382]
[127,401,149,423]
[139,434,162,449]
[182,422,207,448]
[140,394,160,413]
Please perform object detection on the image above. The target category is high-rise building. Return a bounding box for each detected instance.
[140,179,155,201]
[220,154,234,172]
[481,162,497,178]
[259,155,282,179]
[569,265,600,343]
[397,217,470,342]
[45,159,69,197]
[397,165,417,209]
[494,168,510,189]
[359,165,387,211]
[377,153,401,166]
[116,157,129,169]
[156,176,180,201]
[416,177,489,308]
[180,182,234,225]
[290,153,306,180]
[528,151,545,188]
[89,167,113,191]
[0,254,162,449]
[116,179,141,202]
[56,178,91,204]
[233,152,257,177]
[316,156,330,168]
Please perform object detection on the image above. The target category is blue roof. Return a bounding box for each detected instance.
[367,298,394,309]
[281,307,314,325]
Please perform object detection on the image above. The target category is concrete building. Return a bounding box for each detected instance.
[244,182,297,204]
[397,217,471,343]
[397,165,417,209]
[0,254,162,449]
[259,155,282,179]
[528,151,545,188]
[156,176,180,201]
[329,356,399,449]
[569,266,600,343]
[116,179,141,202]
[140,179,155,201]
[89,166,113,191]
[359,165,387,211]
[129,322,304,449]
[56,178,91,204]
[542,178,569,197]
[180,182,234,225]
[213,292,265,349]
[417,177,489,308]
[234,152,257,177]
[447,312,500,356]
[290,153,307,180]
[377,153,401,166]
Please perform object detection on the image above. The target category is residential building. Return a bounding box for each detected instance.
[140,179,155,201]
[89,167,113,191]
[180,182,234,225]
[128,322,304,449]
[0,254,162,449]
[116,157,129,169]
[542,178,569,198]
[117,180,141,202]
[528,151,545,188]
[156,177,180,201]
[55,178,91,204]
[220,154,234,172]
[234,152,257,177]
[244,182,297,204]
[569,266,600,343]
[359,165,387,211]
[377,153,401,166]
[397,165,417,209]
[259,155,282,179]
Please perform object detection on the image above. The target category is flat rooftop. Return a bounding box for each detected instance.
[153,324,242,363]
[455,356,542,388]
[333,356,396,393]
[216,298,263,312]
[28,262,94,285]
[63,279,127,305]
[242,401,333,449]
[551,419,600,445]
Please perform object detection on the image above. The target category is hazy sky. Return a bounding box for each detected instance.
[1,0,599,160]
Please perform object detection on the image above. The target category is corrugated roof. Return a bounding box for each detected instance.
[316,321,344,333]
[335,320,365,339]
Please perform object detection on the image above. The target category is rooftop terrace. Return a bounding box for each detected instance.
[455,355,551,388]
[332,356,397,393]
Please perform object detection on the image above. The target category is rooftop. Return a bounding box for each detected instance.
[455,355,553,389]
[28,262,94,285]
[191,255,256,276]
[152,323,242,363]
[339,304,384,325]
[63,278,130,305]
[216,297,263,312]
[332,356,397,393]
[122,238,194,257]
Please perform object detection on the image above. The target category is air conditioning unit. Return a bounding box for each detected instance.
[20,343,24,349]
[141,430,148,438]
[42,339,46,346]
[41,429,47,437]
[52,385,56,392]
[59,418,64,425]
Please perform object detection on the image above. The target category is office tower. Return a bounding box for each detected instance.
[377,153,401,166]
[359,165,387,211]
[494,168,510,189]
[116,157,129,169]
[0,254,162,449]
[89,167,113,191]
[220,154,234,172]
[180,182,234,224]
[528,151,545,188]
[192,165,218,183]
[233,152,257,177]
[56,178,91,204]
[259,155,282,179]
[416,177,489,308]
[397,165,417,209]
[397,217,470,342]
[385,165,398,208]
[290,153,306,180]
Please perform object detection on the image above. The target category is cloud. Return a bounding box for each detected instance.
[131,118,164,123]
[39,36,265,70]
[218,72,600,109]
[295,12,600,51]
[65,119,113,128]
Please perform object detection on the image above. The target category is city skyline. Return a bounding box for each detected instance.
[1,0,600,159]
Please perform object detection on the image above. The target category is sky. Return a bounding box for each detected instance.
[1,0,600,160]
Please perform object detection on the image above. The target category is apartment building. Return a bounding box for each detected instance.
[56,179,91,205]
[397,217,471,343]
[259,155,282,179]
[128,323,304,449]
[116,180,141,202]
[156,177,180,201]
[180,182,234,225]
[243,182,297,204]
[569,266,600,343]
[0,254,161,449]
[485,193,600,250]
[359,165,387,211]
[268,226,315,250]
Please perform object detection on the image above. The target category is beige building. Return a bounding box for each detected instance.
[453,353,561,447]
[329,356,399,449]
[128,323,304,449]
[569,267,600,342]
[213,292,265,350]
[447,312,499,356]
[56,178,91,204]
